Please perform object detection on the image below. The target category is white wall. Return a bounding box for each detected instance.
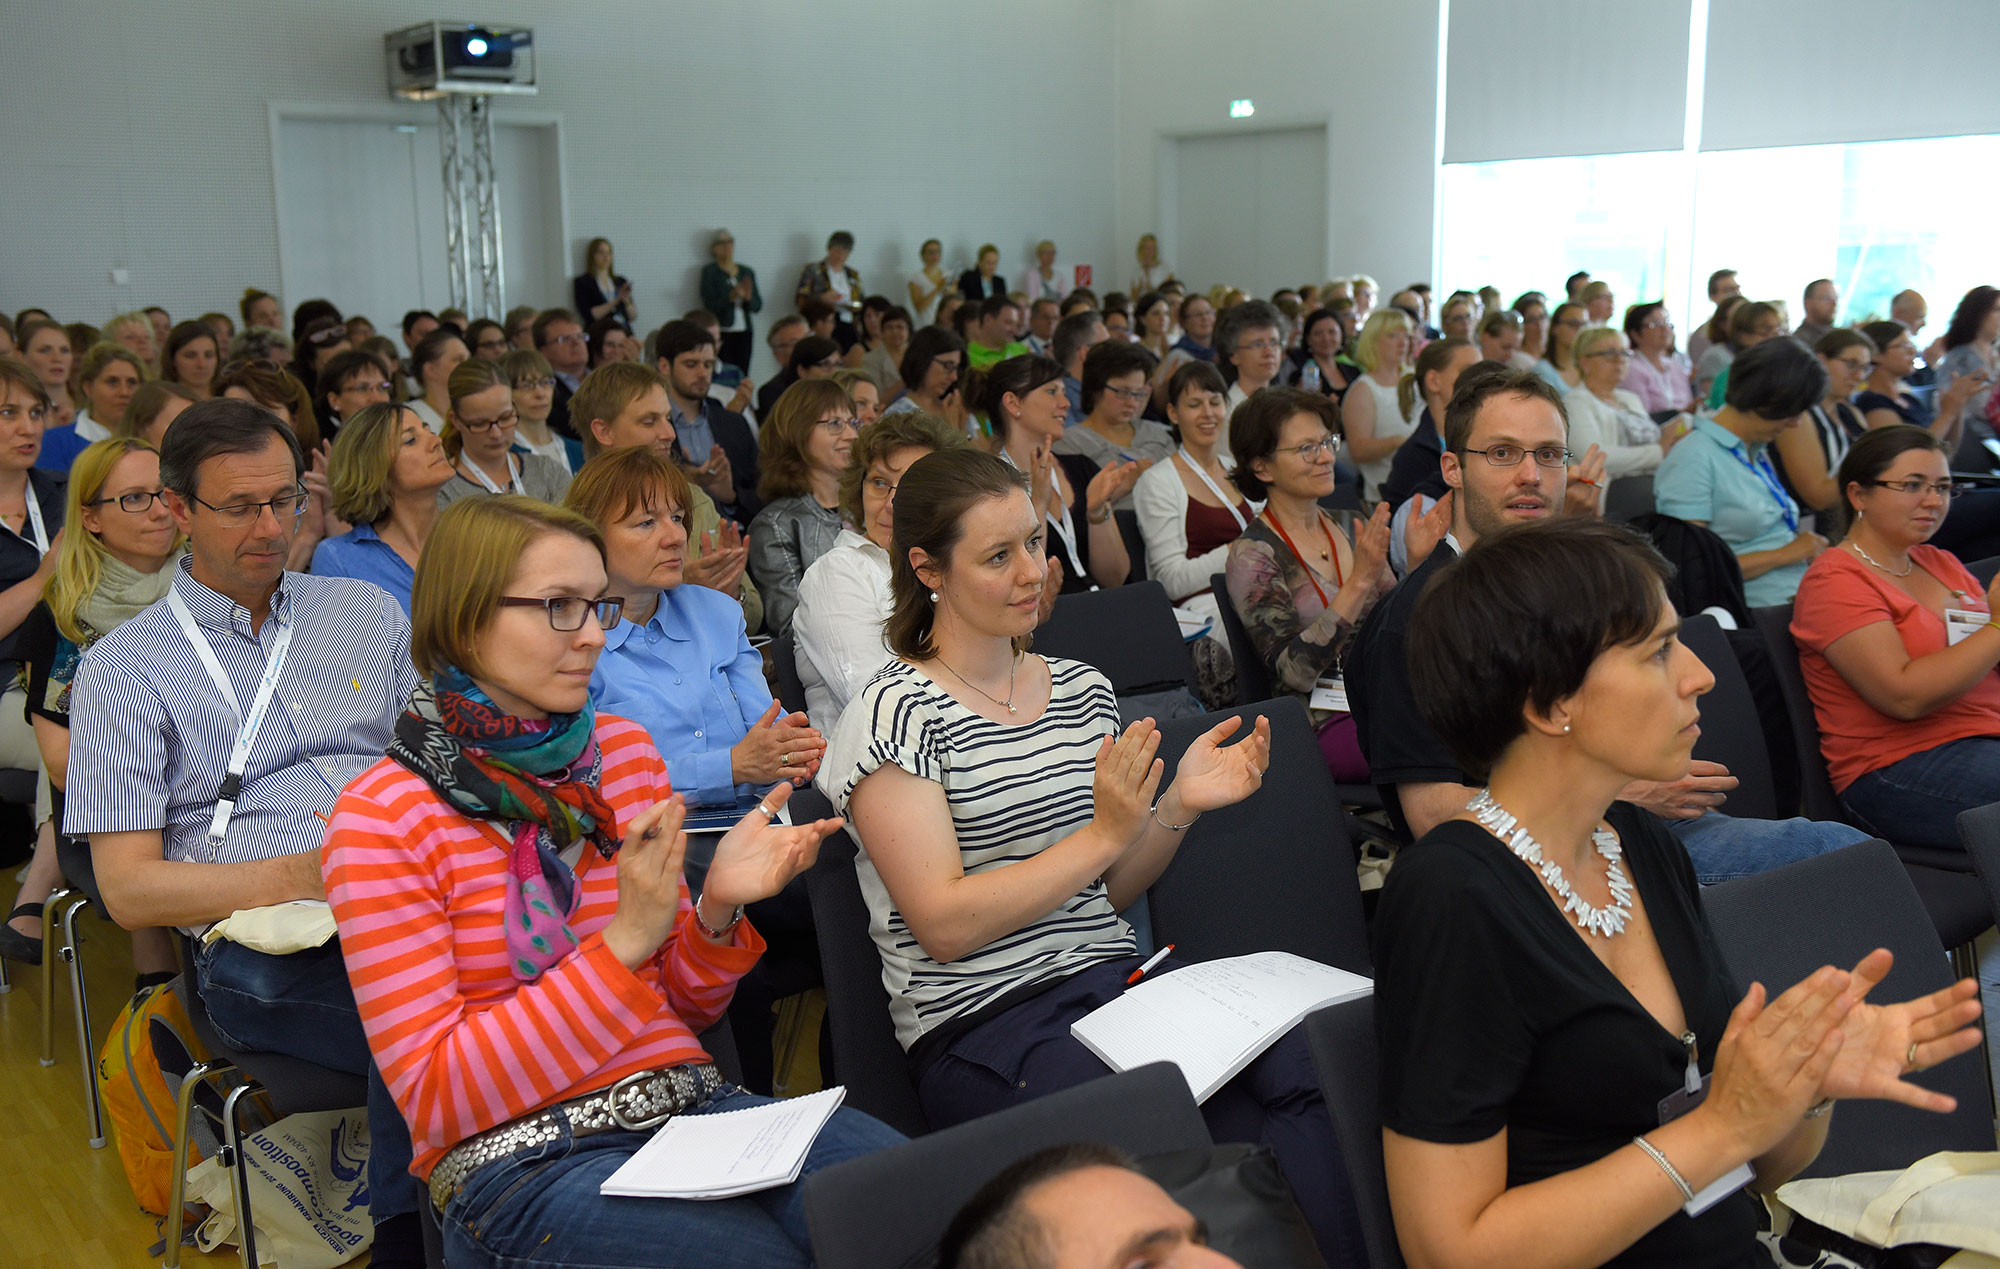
[0,0,1117,380]
[1113,0,1442,295]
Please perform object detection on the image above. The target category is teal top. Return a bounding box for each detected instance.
[1654,414,1804,607]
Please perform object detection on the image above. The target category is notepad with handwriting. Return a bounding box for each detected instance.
[1070,952,1372,1103]
[599,1086,845,1199]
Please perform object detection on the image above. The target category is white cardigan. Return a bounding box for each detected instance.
[1563,385,1665,480]
[1132,455,1256,618]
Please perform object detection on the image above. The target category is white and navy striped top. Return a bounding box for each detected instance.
[824,656,1137,1049]
[66,561,417,895]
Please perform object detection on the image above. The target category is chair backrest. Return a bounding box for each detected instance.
[1604,473,1656,523]
[1114,507,1149,583]
[804,1063,1212,1269]
[1751,602,1846,822]
[770,629,808,716]
[800,813,930,1138]
[1677,613,1778,820]
[1967,555,2000,587]
[1148,697,1373,975]
[1210,571,1277,704]
[1954,801,2000,933]
[1303,997,1404,1269]
[1035,580,1196,696]
[1702,839,1995,1176]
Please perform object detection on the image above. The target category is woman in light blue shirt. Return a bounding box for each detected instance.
[310,403,454,612]
[565,445,824,808]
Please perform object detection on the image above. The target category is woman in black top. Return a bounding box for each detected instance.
[1375,518,1982,1269]
[570,237,635,332]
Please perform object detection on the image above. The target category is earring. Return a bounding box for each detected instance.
[1562,722,1571,734]
[929,591,939,603]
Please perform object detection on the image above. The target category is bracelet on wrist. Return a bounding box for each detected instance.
[1631,1134,1695,1203]
[1150,797,1200,832]
[1803,1097,1834,1120]
[694,899,744,941]
[1088,504,1112,524]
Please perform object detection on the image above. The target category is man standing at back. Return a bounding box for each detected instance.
[1796,278,1839,345]
[1687,268,1741,364]
[66,399,426,1265]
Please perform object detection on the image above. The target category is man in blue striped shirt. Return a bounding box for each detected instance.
[66,399,426,1263]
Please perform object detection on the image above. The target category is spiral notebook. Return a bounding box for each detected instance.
[599,1086,846,1200]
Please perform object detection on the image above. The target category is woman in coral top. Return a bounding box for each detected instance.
[323,495,900,1269]
[1791,425,2000,853]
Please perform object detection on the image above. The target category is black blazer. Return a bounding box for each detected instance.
[693,405,763,523]
[549,377,578,440]
[958,269,1007,301]
[572,273,634,332]
[0,468,66,666]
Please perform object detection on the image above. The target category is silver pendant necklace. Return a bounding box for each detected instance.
[1847,540,1913,578]
[934,651,1021,714]
[1468,790,1633,938]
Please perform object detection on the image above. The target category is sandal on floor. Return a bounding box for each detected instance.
[0,901,44,966]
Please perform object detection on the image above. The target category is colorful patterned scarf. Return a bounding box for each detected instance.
[387,666,619,981]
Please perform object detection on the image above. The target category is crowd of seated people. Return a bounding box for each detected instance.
[3,248,1998,1268]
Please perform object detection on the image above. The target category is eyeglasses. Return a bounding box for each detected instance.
[341,380,394,397]
[1237,338,1283,353]
[1465,444,1573,469]
[865,476,901,497]
[514,376,556,391]
[87,488,168,513]
[1105,386,1150,403]
[1833,356,1876,373]
[1869,478,1964,499]
[191,485,310,526]
[497,595,627,631]
[1641,318,1674,330]
[1281,436,1342,461]
[543,332,584,346]
[305,324,348,346]
[815,415,859,434]
[932,358,964,374]
[456,407,518,433]
[1583,349,1632,361]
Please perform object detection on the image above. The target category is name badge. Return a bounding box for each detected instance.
[1658,1071,1756,1215]
[1310,675,1350,713]
[1945,608,1987,647]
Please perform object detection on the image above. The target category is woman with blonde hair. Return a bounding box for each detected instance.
[572,236,636,331]
[42,343,147,472]
[159,320,220,399]
[439,358,571,506]
[4,437,180,979]
[103,310,159,370]
[1565,325,1673,483]
[830,366,882,427]
[310,403,456,612]
[1131,232,1174,295]
[748,380,859,634]
[1342,307,1418,499]
[117,381,196,446]
[1580,278,1617,327]
[959,243,1007,301]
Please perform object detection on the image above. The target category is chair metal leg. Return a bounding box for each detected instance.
[39,886,76,1066]
[0,945,10,993]
[59,896,106,1147]
[163,1058,235,1269]
[221,1082,262,1269]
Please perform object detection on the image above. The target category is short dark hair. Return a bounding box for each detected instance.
[1214,300,1284,363]
[1229,386,1336,502]
[532,308,581,348]
[901,326,966,394]
[1078,339,1156,415]
[826,231,855,251]
[1051,310,1103,371]
[584,314,627,365]
[160,397,304,500]
[1167,359,1228,407]
[1706,268,1737,299]
[978,295,1017,325]
[1621,301,1666,349]
[654,319,716,365]
[1723,336,1827,420]
[1564,270,1592,296]
[881,305,914,330]
[937,1143,1137,1269]
[1409,519,1674,781]
[318,348,392,402]
[799,296,838,327]
[1441,362,1568,455]
[401,309,438,338]
[1835,423,1944,534]
[766,313,808,345]
[788,335,842,373]
[411,327,467,379]
[1814,327,1877,361]
[979,354,1064,435]
[1804,278,1834,301]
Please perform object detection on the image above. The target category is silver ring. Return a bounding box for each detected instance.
[755,801,779,818]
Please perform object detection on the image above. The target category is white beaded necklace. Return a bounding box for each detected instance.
[1467,790,1633,938]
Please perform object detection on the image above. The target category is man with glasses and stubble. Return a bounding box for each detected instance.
[65,398,429,1267]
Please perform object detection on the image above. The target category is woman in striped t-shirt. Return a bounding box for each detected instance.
[824,448,1366,1263]
[323,495,901,1269]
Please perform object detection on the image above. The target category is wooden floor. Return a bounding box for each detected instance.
[3,890,827,1268]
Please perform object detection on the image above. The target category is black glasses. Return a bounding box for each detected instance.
[497,595,627,631]
[88,489,168,513]
[191,486,310,526]
[514,376,556,391]
[1465,444,1573,469]
[456,407,518,433]
[1869,478,1964,499]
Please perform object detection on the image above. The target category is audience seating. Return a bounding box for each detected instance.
[1148,698,1372,974]
[1603,474,1656,523]
[0,766,38,996]
[1679,612,1781,820]
[1113,507,1149,584]
[770,629,809,716]
[1034,580,1198,701]
[41,834,108,1148]
[1302,996,1403,1269]
[802,1062,1212,1269]
[1956,801,2000,929]
[1702,839,1997,1177]
[1967,555,2000,588]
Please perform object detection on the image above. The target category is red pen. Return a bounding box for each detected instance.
[1125,944,1174,986]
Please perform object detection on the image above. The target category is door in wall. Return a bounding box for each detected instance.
[1173,126,1328,298]
[273,116,564,326]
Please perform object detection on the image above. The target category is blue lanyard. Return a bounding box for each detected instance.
[1728,442,1798,534]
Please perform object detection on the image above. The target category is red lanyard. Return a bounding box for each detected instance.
[1262,510,1344,607]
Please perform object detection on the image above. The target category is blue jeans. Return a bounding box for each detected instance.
[192,938,419,1223]
[1840,736,2000,854]
[441,1087,904,1268]
[1669,810,1869,884]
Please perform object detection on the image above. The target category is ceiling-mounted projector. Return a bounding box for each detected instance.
[386,21,537,99]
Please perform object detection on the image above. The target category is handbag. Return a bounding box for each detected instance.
[184,1108,375,1268]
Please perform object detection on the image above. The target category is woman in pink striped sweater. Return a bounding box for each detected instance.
[323,494,901,1268]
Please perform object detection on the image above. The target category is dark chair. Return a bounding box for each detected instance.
[1114,507,1149,583]
[1604,474,1655,523]
[1035,580,1197,697]
[42,833,108,1146]
[1678,613,1779,820]
[1210,571,1275,705]
[1957,800,2000,929]
[1303,997,1403,1269]
[1319,485,1363,514]
[1968,555,2000,587]
[1702,840,1996,1177]
[1148,698,1372,975]
[0,765,42,997]
[799,792,929,1138]
[770,629,809,716]
[804,1062,1212,1269]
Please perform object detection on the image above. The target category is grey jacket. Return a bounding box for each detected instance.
[748,495,846,634]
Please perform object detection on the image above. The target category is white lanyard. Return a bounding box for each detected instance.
[167,587,296,859]
[464,454,521,495]
[1001,448,1091,583]
[3,484,49,556]
[1177,447,1247,531]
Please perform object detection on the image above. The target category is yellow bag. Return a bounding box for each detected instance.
[97,981,206,1216]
